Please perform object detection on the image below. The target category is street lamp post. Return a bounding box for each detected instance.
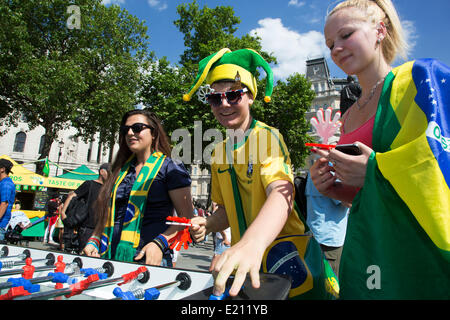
[56,140,64,176]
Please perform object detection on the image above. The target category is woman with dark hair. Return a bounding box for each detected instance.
[83,109,193,266]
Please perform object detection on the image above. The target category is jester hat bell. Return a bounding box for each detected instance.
[183,48,274,103]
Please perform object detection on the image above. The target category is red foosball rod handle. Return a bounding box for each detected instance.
[0,286,30,300]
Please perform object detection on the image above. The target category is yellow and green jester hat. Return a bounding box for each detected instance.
[183,48,274,103]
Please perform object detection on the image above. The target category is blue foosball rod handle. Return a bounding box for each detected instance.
[209,285,244,300]
[5,277,40,293]
[80,261,114,280]
[209,288,230,300]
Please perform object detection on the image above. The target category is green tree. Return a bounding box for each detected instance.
[142,1,279,167]
[0,0,149,173]
[143,0,312,170]
[252,74,315,170]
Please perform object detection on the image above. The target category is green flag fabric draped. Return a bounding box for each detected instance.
[42,157,50,177]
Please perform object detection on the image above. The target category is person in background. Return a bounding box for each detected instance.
[339,75,361,115]
[305,169,349,278]
[54,196,65,251]
[210,226,231,272]
[0,159,15,242]
[43,197,61,245]
[61,163,110,252]
[8,200,32,232]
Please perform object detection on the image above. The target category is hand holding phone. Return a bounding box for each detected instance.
[335,143,362,156]
[305,142,362,155]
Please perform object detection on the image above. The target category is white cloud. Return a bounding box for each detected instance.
[101,0,125,5]
[147,0,168,11]
[288,0,306,8]
[250,18,329,79]
[401,19,417,59]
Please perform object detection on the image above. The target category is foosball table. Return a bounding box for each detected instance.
[0,245,291,300]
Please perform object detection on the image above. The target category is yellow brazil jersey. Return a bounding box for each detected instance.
[211,119,305,245]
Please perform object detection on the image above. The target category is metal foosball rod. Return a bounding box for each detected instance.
[0,269,78,293]
[0,253,55,272]
[0,259,86,292]
[111,272,191,300]
[14,266,149,300]
[0,254,57,279]
[0,255,84,295]
[0,254,82,279]
[0,246,7,258]
[0,247,30,261]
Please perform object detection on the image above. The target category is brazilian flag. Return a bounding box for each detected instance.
[339,59,450,299]
[42,157,50,177]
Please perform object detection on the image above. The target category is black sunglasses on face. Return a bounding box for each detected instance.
[206,88,248,107]
[120,123,153,136]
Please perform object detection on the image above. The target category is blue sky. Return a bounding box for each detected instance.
[102,0,450,81]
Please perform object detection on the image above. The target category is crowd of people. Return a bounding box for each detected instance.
[0,0,448,300]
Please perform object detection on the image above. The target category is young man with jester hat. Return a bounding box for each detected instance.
[187,48,338,299]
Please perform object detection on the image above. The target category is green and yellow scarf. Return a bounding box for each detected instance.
[100,151,166,262]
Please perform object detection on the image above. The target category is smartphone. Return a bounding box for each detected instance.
[335,143,362,155]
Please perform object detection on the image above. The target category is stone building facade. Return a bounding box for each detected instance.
[303,57,353,170]
[0,117,211,205]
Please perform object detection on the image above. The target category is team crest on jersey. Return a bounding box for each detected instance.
[247,157,253,179]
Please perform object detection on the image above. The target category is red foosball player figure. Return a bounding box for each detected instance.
[22,258,35,280]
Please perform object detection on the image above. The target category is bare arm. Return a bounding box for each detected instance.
[309,142,373,203]
[134,186,195,265]
[60,191,76,220]
[190,204,229,243]
[162,186,195,240]
[0,202,9,220]
[213,179,293,297]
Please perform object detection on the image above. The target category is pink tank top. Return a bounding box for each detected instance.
[338,112,375,148]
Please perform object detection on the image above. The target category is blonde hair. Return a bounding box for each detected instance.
[327,0,409,63]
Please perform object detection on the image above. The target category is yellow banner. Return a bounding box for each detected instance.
[2,154,83,190]
[9,174,83,190]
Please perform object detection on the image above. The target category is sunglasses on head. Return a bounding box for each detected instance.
[120,123,153,136]
[206,88,248,107]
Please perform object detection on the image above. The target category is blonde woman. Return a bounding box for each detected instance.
[310,0,450,299]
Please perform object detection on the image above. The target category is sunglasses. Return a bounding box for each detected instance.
[120,123,153,136]
[206,88,248,107]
